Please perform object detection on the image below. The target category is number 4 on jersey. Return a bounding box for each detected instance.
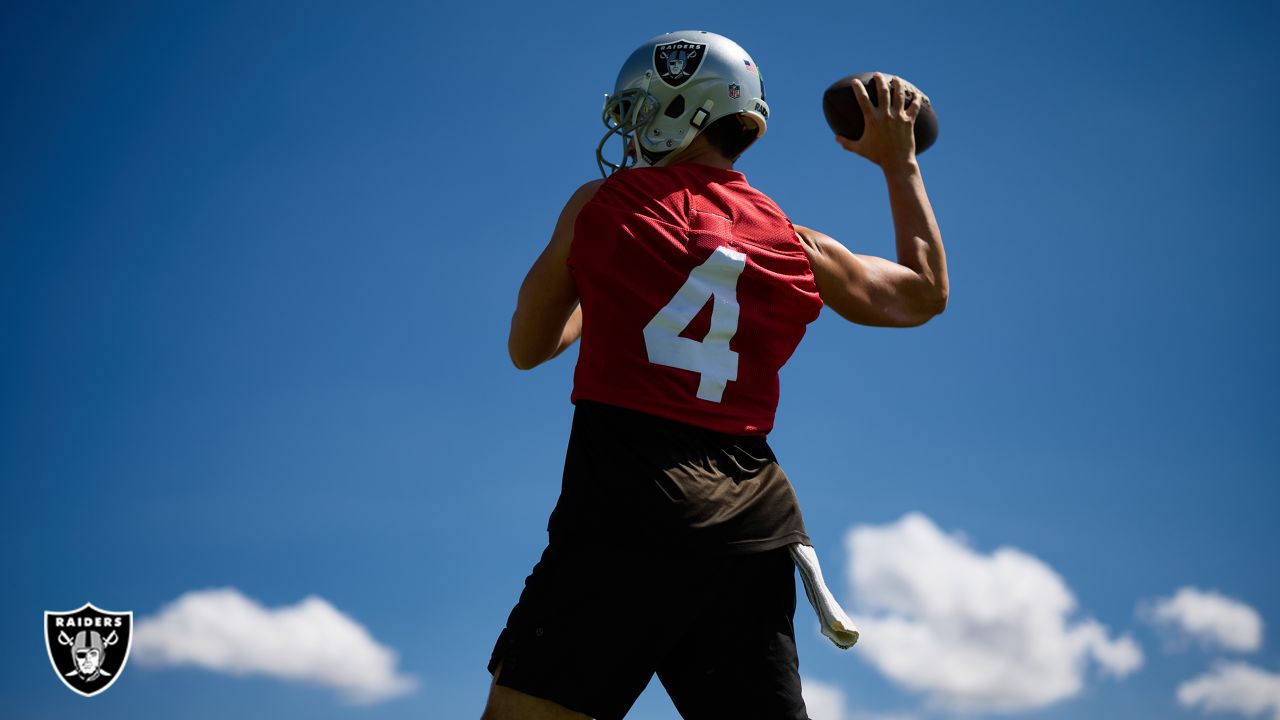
[642,246,747,403]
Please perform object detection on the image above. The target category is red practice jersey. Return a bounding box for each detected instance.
[568,164,823,435]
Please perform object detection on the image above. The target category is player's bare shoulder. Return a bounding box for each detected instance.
[549,179,606,252]
[567,178,605,213]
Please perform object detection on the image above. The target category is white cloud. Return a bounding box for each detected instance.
[845,513,1142,713]
[134,588,417,704]
[1145,587,1264,653]
[801,678,917,720]
[1177,662,1280,719]
[803,677,848,720]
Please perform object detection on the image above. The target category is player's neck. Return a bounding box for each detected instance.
[670,145,736,171]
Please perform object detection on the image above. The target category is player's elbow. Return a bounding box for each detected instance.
[508,311,546,370]
[508,343,543,371]
[507,331,539,370]
[920,289,949,323]
[925,285,948,317]
[916,271,948,316]
[897,285,948,327]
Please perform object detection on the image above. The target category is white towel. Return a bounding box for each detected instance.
[789,543,859,649]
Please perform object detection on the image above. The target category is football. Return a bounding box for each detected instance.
[822,73,939,154]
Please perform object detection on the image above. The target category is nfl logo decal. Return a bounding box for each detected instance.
[654,41,706,87]
[728,83,741,99]
[45,602,133,697]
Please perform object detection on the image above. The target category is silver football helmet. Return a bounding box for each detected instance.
[596,31,769,177]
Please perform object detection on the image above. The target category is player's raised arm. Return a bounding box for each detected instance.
[508,179,603,370]
[798,73,948,328]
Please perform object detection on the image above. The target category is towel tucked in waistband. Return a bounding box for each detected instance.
[789,543,859,649]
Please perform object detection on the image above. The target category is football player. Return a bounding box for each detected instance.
[484,30,947,720]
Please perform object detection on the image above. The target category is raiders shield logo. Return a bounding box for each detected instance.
[45,603,132,697]
[654,41,706,87]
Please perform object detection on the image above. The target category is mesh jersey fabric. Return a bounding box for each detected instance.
[568,163,823,436]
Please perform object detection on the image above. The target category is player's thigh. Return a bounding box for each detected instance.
[481,662,591,720]
[486,542,678,718]
[657,548,807,720]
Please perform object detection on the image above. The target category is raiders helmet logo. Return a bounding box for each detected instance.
[654,41,706,87]
[45,603,133,697]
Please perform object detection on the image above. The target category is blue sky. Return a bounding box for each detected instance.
[2,1,1277,718]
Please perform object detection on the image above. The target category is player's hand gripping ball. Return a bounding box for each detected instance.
[823,72,939,154]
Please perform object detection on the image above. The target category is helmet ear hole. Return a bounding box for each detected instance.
[702,114,759,159]
[663,94,686,119]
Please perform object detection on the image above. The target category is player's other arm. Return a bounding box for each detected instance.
[797,73,948,328]
[508,180,603,370]
[795,219,946,327]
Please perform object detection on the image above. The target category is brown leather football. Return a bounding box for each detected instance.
[823,72,939,154]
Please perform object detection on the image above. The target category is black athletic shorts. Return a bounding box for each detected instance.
[487,541,807,720]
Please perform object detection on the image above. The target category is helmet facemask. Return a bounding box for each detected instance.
[597,87,660,177]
